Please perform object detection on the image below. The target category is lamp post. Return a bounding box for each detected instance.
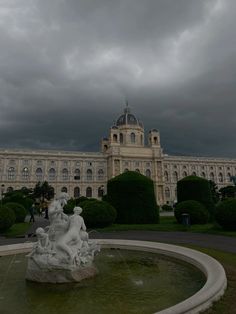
[1,184,5,207]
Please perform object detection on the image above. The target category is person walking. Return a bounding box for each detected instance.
[29,204,35,223]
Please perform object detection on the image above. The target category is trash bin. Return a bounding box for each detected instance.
[181,213,190,226]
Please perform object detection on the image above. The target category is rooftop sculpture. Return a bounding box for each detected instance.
[26,193,100,283]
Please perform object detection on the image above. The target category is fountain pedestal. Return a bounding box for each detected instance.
[26,193,99,283]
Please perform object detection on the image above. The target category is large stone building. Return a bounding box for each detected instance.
[0,106,235,205]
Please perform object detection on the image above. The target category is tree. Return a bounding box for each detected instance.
[219,186,236,200]
[33,181,55,202]
[208,180,220,204]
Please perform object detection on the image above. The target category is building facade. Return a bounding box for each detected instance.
[0,106,236,205]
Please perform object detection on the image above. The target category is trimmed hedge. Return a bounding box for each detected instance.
[64,198,76,214]
[177,176,215,219]
[4,202,27,223]
[174,200,209,224]
[0,206,16,232]
[3,194,33,211]
[106,171,159,224]
[81,200,117,228]
[215,198,236,230]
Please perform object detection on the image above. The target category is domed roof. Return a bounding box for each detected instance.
[116,105,143,128]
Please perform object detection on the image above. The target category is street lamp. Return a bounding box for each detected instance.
[1,184,5,206]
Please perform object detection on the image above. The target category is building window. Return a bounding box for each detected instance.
[61,186,67,193]
[8,167,15,180]
[164,171,169,182]
[173,171,178,182]
[74,187,80,198]
[87,169,92,181]
[146,169,151,178]
[183,171,188,177]
[131,132,135,143]
[74,168,80,180]
[62,168,69,181]
[218,172,223,183]
[36,168,43,181]
[98,169,104,180]
[98,186,104,197]
[135,169,140,173]
[7,186,13,193]
[120,133,123,144]
[201,172,206,178]
[86,187,92,198]
[192,172,197,176]
[210,172,214,181]
[113,134,118,142]
[22,167,29,180]
[49,168,56,181]
[124,168,129,172]
[165,187,170,199]
[227,173,231,182]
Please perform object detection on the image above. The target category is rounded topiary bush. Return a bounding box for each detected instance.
[107,171,159,224]
[80,200,117,228]
[162,204,173,211]
[174,200,209,224]
[177,176,215,219]
[0,206,16,232]
[4,202,27,223]
[215,198,236,230]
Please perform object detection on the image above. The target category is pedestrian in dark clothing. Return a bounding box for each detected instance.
[29,204,35,223]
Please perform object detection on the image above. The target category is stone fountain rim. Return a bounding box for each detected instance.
[0,239,227,314]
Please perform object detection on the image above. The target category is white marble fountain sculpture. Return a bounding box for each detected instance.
[26,193,100,283]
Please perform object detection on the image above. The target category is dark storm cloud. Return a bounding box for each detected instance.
[0,0,236,157]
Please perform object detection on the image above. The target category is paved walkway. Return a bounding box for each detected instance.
[1,215,236,254]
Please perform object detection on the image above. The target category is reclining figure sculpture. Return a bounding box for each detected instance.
[26,193,100,283]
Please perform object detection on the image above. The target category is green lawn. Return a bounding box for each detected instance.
[96,216,236,237]
[182,245,236,314]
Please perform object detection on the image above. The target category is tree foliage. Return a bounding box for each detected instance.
[33,181,55,202]
[215,198,236,230]
[106,171,159,224]
[177,176,215,219]
[174,200,209,225]
[219,186,236,200]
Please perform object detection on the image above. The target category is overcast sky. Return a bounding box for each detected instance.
[0,0,236,157]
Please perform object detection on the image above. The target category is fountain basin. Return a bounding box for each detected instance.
[0,239,227,314]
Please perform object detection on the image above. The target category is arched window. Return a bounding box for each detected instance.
[98,186,104,197]
[113,134,118,142]
[164,171,169,182]
[140,134,143,145]
[74,187,80,198]
[86,187,92,198]
[227,173,231,182]
[192,172,197,176]
[154,136,158,144]
[7,186,13,193]
[49,168,56,181]
[120,133,123,144]
[124,168,129,172]
[74,168,80,180]
[183,171,188,177]
[62,168,69,181]
[210,172,214,181]
[87,169,92,181]
[135,169,140,173]
[36,168,43,181]
[201,172,206,178]
[146,169,151,178]
[61,186,67,193]
[165,187,170,199]
[218,172,223,183]
[22,167,29,180]
[131,132,135,143]
[98,169,104,180]
[8,167,15,180]
[173,171,178,182]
